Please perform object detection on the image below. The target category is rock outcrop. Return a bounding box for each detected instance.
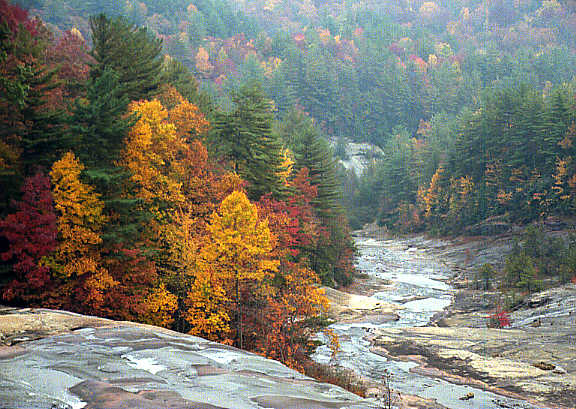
[0,307,377,409]
[369,325,576,408]
[323,286,401,323]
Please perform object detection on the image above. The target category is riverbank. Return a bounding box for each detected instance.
[347,227,576,408]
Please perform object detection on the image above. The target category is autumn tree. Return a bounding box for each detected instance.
[0,172,57,302]
[48,152,116,312]
[119,94,241,331]
[186,190,279,348]
[120,99,188,212]
[258,264,328,369]
[255,170,331,368]
[156,85,210,140]
[46,28,94,101]
[120,95,220,226]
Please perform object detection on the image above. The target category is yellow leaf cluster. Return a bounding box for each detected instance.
[185,275,231,340]
[195,47,213,76]
[496,189,513,205]
[185,191,280,341]
[205,190,279,281]
[120,99,188,208]
[142,283,178,327]
[50,152,106,279]
[277,148,294,186]
[170,100,210,139]
[83,268,119,310]
[423,166,445,217]
[552,158,569,195]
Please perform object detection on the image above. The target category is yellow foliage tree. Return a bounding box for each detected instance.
[422,165,445,217]
[185,273,231,341]
[157,85,210,139]
[277,148,294,186]
[120,99,187,210]
[50,152,107,279]
[141,283,179,327]
[170,99,210,139]
[186,190,279,348]
[49,152,117,310]
[195,47,213,77]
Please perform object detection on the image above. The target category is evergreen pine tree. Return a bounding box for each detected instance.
[211,81,286,200]
[70,67,143,245]
[71,67,134,167]
[160,57,213,115]
[0,5,69,177]
[16,65,70,170]
[280,109,342,217]
[277,108,353,286]
[90,14,163,101]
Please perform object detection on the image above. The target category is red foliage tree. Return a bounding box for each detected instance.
[0,0,39,36]
[0,172,57,302]
[257,167,321,261]
[99,247,161,321]
[488,307,511,328]
[46,29,95,102]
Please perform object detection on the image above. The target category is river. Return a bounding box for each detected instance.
[313,234,547,409]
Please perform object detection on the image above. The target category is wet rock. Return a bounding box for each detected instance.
[526,294,552,308]
[322,286,401,323]
[543,216,567,231]
[370,326,576,408]
[459,392,474,400]
[511,284,576,328]
[553,366,568,375]
[70,380,227,409]
[533,362,555,371]
[465,218,511,236]
[0,308,377,409]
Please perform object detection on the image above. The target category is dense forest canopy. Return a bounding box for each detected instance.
[17,0,576,141]
[12,0,576,232]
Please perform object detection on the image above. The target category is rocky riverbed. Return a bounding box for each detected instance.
[321,229,576,409]
[2,231,575,409]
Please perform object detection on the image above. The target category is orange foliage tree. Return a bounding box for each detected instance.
[48,151,117,312]
[258,263,328,370]
[254,168,330,369]
[120,94,243,331]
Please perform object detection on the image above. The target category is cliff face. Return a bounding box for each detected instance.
[336,140,384,176]
[0,307,375,409]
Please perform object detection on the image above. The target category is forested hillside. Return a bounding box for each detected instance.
[16,0,576,233]
[0,0,355,370]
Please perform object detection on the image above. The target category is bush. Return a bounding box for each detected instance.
[475,263,496,290]
[487,307,511,328]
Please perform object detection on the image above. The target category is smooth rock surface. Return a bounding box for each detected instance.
[0,308,377,409]
[323,286,401,323]
[370,325,576,407]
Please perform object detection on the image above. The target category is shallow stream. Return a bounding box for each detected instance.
[313,235,548,409]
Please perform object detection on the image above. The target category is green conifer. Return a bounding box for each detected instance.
[90,14,163,101]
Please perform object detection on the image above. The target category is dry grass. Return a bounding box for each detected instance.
[302,359,368,397]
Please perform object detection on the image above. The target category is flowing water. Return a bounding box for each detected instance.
[313,235,548,409]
